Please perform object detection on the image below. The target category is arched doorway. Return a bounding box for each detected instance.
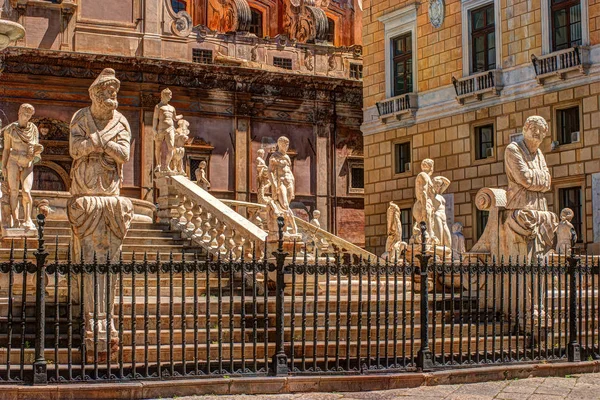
[33,164,68,192]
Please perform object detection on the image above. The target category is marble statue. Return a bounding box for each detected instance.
[432,176,452,248]
[152,88,182,173]
[267,136,298,237]
[170,118,189,175]
[1,103,44,233]
[383,201,407,260]
[195,160,210,190]
[451,222,466,261]
[412,159,443,244]
[310,209,321,228]
[67,68,134,356]
[503,116,558,261]
[556,208,576,255]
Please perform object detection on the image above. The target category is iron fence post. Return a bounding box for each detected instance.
[271,216,289,375]
[567,238,581,362]
[415,221,434,371]
[33,214,49,385]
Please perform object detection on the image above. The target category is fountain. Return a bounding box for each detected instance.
[0,5,25,51]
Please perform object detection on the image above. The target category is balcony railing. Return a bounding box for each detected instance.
[531,46,590,84]
[375,92,418,122]
[452,69,503,105]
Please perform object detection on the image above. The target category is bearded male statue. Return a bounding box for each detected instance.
[67,68,134,354]
[503,115,558,262]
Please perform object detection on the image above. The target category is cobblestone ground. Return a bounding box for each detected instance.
[174,372,600,400]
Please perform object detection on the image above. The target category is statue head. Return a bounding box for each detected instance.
[452,222,463,234]
[17,103,35,126]
[560,208,574,222]
[199,160,207,169]
[522,116,548,150]
[257,148,265,158]
[421,158,434,175]
[277,136,290,153]
[313,209,321,219]
[161,88,173,103]
[89,68,120,112]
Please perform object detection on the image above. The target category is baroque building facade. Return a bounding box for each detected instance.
[0,0,365,245]
[361,0,600,254]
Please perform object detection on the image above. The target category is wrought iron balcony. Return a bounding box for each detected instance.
[452,69,503,105]
[375,92,418,123]
[531,46,590,85]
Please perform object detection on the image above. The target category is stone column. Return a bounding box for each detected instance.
[315,132,330,232]
[235,117,250,202]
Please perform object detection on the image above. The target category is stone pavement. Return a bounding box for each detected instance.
[173,372,600,400]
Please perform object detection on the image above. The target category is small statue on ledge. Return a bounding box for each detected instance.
[555,208,576,255]
[1,103,44,233]
[152,88,183,174]
[170,118,190,175]
[195,160,210,190]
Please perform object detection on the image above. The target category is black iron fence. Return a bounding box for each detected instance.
[0,216,598,384]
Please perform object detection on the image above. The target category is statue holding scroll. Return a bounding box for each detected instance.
[68,68,134,357]
[1,103,44,233]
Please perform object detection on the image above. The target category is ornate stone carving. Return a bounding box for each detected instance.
[165,0,193,37]
[283,0,328,43]
[140,93,159,109]
[170,118,190,175]
[67,68,134,358]
[556,208,576,255]
[0,103,43,234]
[267,137,299,238]
[382,202,407,260]
[428,0,445,29]
[152,88,183,174]
[32,117,69,141]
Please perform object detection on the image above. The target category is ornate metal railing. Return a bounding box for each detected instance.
[0,216,597,384]
[375,93,418,121]
[531,46,590,84]
[452,70,503,104]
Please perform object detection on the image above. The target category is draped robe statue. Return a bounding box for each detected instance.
[67,68,134,356]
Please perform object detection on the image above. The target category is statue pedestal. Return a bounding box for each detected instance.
[1,227,37,238]
[155,174,180,225]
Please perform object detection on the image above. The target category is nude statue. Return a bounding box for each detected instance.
[555,208,576,255]
[432,176,452,248]
[412,159,437,244]
[383,201,407,260]
[451,222,466,261]
[68,68,134,355]
[503,116,557,261]
[152,88,182,173]
[195,160,210,190]
[170,118,190,175]
[268,136,298,236]
[1,103,44,231]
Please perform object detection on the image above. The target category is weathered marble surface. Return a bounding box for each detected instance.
[152,88,182,174]
[382,201,406,260]
[0,103,43,235]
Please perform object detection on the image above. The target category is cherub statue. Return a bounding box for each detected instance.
[556,208,576,255]
[170,119,190,175]
[195,160,210,190]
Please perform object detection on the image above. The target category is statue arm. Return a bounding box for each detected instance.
[70,121,98,160]
[104,123,131,164]
[152,105,159,134]
[2,130,10,171]
[505,145,535,189]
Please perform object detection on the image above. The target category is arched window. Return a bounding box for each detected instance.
[249,8,263,37]
[326,18,335,44]
[171,0,187,12]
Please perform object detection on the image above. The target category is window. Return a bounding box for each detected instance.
[471,4,496,72]
[392,33,413,96]
[476,209,489,240]
[192,49,213,64]
[474,124,494,160]
[401,208,412,243]
[326,18,335,44]
[350,166,364,190]
[394,142,411,174]
[249,8,263,37]
[559,187,583,242]
[350,63,363,80]
[556,106,580,145]
[551,0,582,51]
[273,57,293,70]
[171,0,187,12]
